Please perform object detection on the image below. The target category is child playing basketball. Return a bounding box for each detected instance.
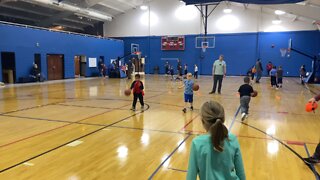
[169,65,174,80]
[130,74,144,111]
[180,73,194,113]
[270,66,278,89]
[187,101,245,180]
[277,66,283,88]
[238,76,254,121]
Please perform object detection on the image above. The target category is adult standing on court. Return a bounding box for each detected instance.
[209,55,226,94]
[255,59,263,83]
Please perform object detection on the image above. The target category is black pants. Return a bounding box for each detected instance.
[251,73,255,80]
[132,93,144,108]
[194,71,198,79]
[271,76,278,87]
[212,75,223,93]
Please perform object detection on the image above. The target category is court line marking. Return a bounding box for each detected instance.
[0,91,165,172]
[0,103,151,173]
[228,106,241,131]
[111,125,185,135]
[0,102,134,149]
[148,134,191,180]
[56,103,130,110]
[303,143,320,179]
[0,100,67,115]
[184,129,319,145]
[167,167,187,173]
[240,121,318,176]
[179,114,200,131]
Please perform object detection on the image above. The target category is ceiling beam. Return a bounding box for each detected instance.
[99,1,125,13]
[0,4,51,17]
[52,22,84,31]
[0,0,15,5]
[36,11,74,26]
[0,12,40,22]
[63,17,94,27]
[116,0,137,9]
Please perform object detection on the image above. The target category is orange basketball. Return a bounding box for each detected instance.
[124,89,131,96]
[306,102,318,112]
[193,84,199,91]
[252,90,258,97]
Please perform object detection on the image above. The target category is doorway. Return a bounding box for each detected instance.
[74,55,80,77]
[1,52,16,83]
[80,56,86,77]
[47,54,64,80]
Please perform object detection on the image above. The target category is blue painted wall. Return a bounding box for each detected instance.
[121,31,320,76]
[0,23,124,82]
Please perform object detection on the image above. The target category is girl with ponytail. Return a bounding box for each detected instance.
[187,101,245,180]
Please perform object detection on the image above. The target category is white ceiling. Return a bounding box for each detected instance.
[219,0,320,23]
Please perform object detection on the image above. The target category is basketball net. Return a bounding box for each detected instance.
[135,51,141,59]
[280,48,287,57]
[202,46,208,53]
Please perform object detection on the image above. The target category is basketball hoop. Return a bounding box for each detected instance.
[134,51,141,59]
[280,48,287,57]
[202,45,208,53]
[314,21,320,31]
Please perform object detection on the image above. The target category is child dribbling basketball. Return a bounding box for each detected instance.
[180,73,194,113]
[130,74,144,111]
[238,76,254,121]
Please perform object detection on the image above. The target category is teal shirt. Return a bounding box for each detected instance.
[187,133,246,180]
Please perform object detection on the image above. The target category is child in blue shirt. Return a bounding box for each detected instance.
[187,101,246,180]
[180,73,194,113]
[269,66,278,89]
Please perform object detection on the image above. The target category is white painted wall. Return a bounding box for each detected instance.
[104,0,319,37]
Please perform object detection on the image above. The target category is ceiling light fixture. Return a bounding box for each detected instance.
[223,8,232,13]
[140,5,148,10]
[275,10,285,15]
[272,19,282,25]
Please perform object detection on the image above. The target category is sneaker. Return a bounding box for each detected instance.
[190,106,193,111]
[182,108,186,113]
[209,91,215,94]
[303,157,320,164]
[218,92,221,94]
[141,106,144,110]
[241,113,246,121]
[130,107,136,111]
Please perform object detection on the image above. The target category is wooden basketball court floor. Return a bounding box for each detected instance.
[0,75,319,179]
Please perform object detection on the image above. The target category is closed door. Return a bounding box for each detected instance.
[74,56,80,76]
[47,54,64,80]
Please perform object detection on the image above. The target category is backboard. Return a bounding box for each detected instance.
[195,36,215,49]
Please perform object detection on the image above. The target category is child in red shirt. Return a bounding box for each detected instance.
[130,74,144,111]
